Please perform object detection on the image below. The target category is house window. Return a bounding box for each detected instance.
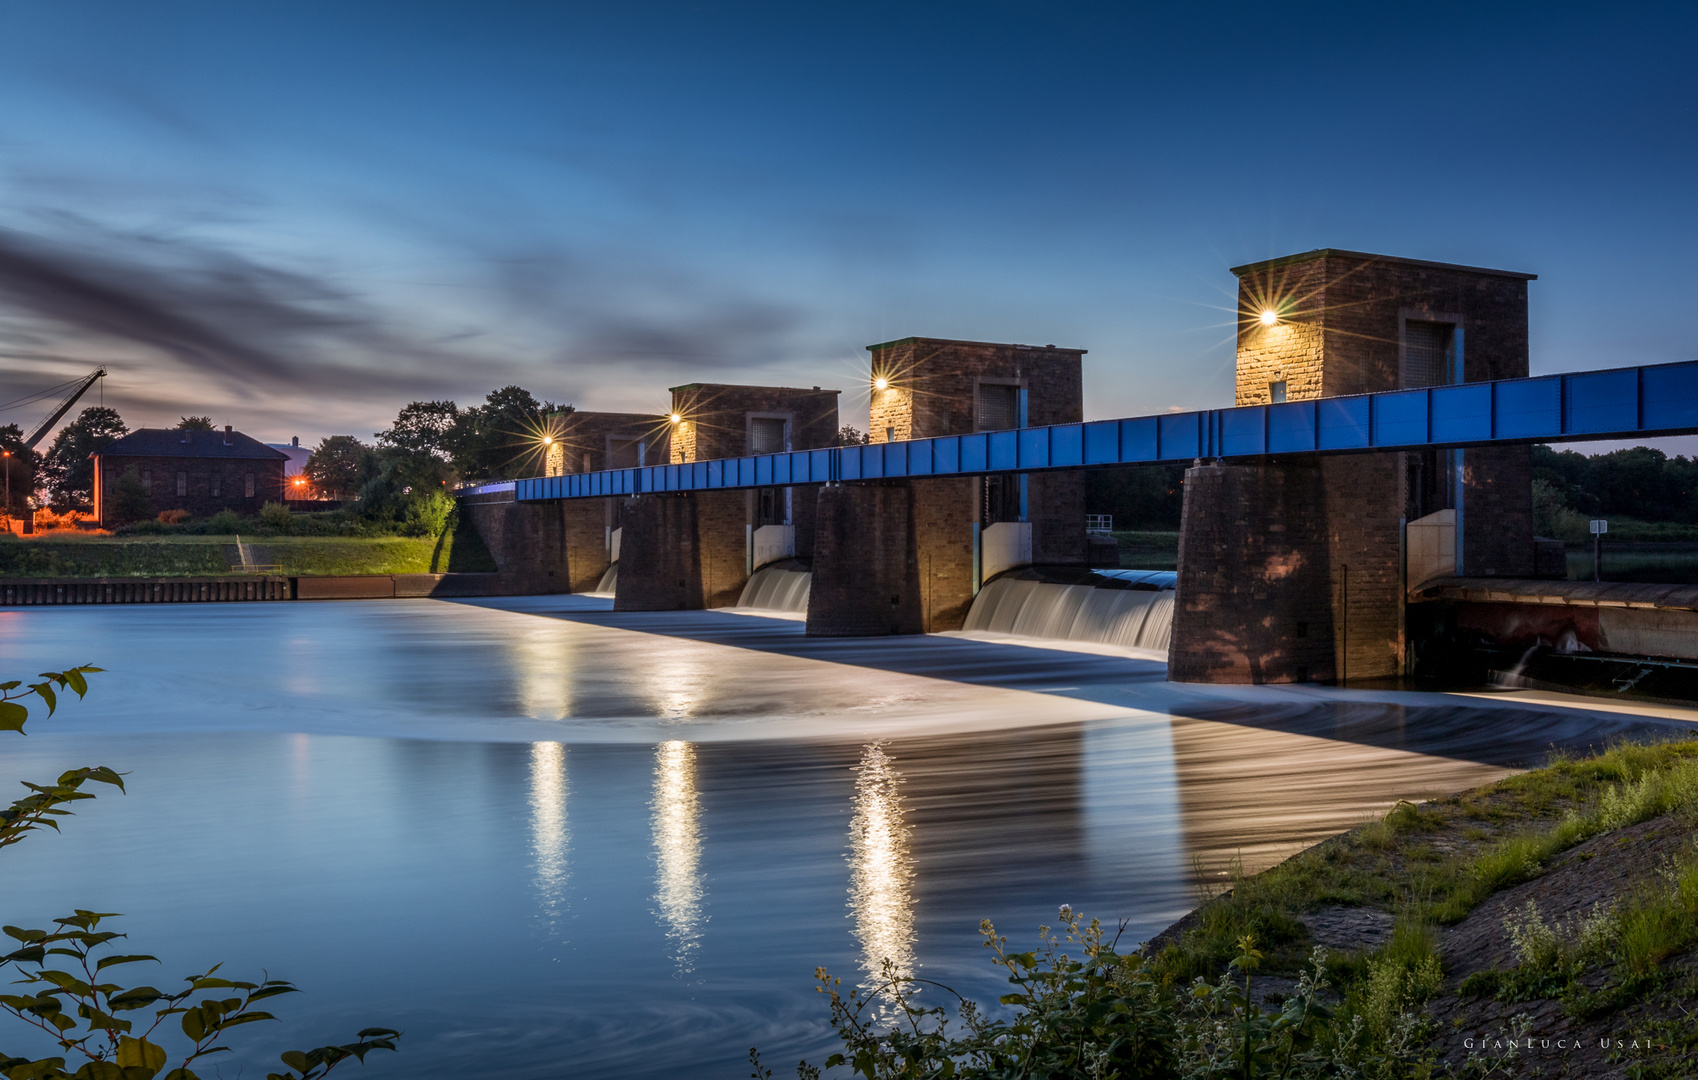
[141,470,151,490]
[749,417,787,455]
[176,472,187,496]
[976,383,1020,431]
[1403,320,1456,388]
[245,474,256,498]
[1269,380,1287,403]
[210,473,221,497]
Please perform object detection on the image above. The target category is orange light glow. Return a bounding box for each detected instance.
[1259,309,1278,326]
[669,413,682,424]
[873,377,888,391]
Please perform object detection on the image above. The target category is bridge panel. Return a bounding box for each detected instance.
[490,361,1698,502]
[1641,362,1698,433]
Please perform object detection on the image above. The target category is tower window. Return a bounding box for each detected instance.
[976,384,1019,431]
[1404,320,1456,388]
[749,417,787,454]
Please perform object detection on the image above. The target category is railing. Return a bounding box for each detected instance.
[492,360,1698,502]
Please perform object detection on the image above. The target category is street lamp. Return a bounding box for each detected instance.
[2,450,9,531]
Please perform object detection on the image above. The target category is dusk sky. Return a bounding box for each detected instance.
[1,1,1694,447]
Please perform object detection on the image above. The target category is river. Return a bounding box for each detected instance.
[0,597,1688,1078]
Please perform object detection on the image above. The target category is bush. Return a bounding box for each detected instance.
[158,509,191,525]
[205,508,243,534]
[260,501,293,530]
[401,490,454,537]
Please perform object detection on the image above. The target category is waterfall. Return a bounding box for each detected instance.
[961,571,1176,652]
[733,563,812,613]
[587,562,618,596]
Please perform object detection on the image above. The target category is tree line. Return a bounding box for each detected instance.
[1,387,564,515]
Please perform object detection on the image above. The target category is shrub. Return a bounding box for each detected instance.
[401,490,454,538]
[260,501,293,530]
[205,508,243,534]
[158,509,191,525]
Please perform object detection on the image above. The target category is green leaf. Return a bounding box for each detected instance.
[65,669,88,697]
[181,1007,207,1042]
[97,955,159,972]
[34,682,57,716]
[0,701,26,732]
[278,1050,309,1071]
[116,1035,168,1072]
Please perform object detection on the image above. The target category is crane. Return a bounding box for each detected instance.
[21,367,106,451]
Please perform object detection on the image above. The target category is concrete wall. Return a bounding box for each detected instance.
[613,494,701,611]
[807,483,924,636]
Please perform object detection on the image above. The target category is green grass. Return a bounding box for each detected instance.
[0,530,494,577]
[1113,529,1179,570]
[1152,739,1698,982]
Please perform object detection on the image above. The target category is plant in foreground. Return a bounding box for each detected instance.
[0,667,400,1080]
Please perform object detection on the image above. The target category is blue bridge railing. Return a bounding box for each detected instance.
[502,359,1698,502]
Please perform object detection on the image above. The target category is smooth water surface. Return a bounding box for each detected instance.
[0,599,1690,1078]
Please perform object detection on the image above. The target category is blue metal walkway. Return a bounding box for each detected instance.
[485,360,1698,502]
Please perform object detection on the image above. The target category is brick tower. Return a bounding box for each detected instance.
[1169,250,1537,683]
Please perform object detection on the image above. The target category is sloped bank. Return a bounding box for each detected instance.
[1148,738,1698,1078]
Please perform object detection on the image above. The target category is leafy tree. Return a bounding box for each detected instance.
[303,437,376,500]
[0,424,41,520]
[41,407,128,511]
[108,467,153,526]
[834,425,869,446]
[375,401,460,458]
[0,669,401,1079]
[450,386,565,481]
[174,417,215,431]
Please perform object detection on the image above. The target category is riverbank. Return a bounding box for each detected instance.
[0,524,496,578]
[1149,737,1698,1077]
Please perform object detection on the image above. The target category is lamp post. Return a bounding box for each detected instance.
[2,449,9,533]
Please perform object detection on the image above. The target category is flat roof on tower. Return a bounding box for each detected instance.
[1229,248,1536,280]
[864,336,1086,353]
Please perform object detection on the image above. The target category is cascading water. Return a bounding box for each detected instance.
[588,562,618,596]
[732,562,812,613]
[960,570,1176,653]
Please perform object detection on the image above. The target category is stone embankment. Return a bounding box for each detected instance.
[0,572,506,605]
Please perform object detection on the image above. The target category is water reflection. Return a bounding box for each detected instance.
[514,633,571,721]
[848,743,916,993]
[651,740,705,972]
[529,742,571,932]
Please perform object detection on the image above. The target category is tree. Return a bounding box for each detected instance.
[450,386,563,481]
[303,436,376,500]
[0,669,401,1079]
[1086,465,1187,530]
[175,416,215,431]
[0,424,42,520]
[41,407,128,511]
[376,401,460,458]
[834,425,869,446]
[108,466,153,526]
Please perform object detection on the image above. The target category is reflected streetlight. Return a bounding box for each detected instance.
[848,742,916,998]
[652,739,704,972]
[530,742,571,929]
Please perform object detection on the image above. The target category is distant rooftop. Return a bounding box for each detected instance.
[1230,248,1537,281]
[865,336,1087,353]
[98,427,288,461]
[667,383,841,394]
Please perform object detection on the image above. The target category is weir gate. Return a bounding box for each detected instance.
[463,249,1698,685]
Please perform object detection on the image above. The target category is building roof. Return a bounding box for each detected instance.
[667,383,842,394]
[96,427,289,461]
[864,336,1087,354]
[1229,248,1537,281]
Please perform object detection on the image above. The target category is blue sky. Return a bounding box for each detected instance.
[0,1,1694,445]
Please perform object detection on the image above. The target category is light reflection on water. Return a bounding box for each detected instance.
[651,739,705,972]
[0,601,1687,1080]
[529,741,570,931]
[848,743,916,995]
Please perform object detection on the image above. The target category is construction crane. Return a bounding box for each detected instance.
[21,367,106,451]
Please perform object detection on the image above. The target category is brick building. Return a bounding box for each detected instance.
[809,338,1087,635]
[1170,250,1537,683]
[615,383,840,610]
[93,427,289,528]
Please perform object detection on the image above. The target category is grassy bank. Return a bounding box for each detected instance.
[779,739,1698,1078]
[1114,529,1180,570]
[0,521,496,577]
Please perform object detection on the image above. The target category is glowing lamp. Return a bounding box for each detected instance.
[873,377,888,391]
[1259,309,1278,326]
[669,413,682,424]
[542,436,554,446]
